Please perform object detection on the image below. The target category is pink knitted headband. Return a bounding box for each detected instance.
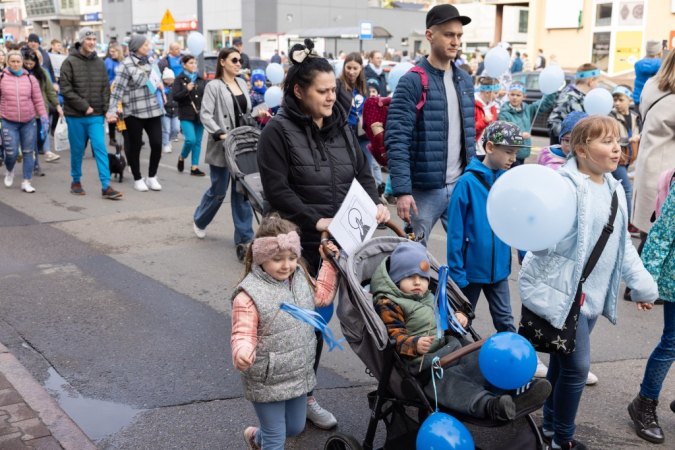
[251,231,302,265]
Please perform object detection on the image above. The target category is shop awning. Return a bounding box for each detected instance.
[283,26,392,39]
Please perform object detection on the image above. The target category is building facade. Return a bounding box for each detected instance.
[24,0,103,46]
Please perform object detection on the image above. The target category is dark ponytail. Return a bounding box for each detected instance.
[283,38,334,99]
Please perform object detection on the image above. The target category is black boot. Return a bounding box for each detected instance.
[628,392,665,444]
[484,395,515,422]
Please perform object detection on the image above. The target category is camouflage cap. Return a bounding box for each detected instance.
[481,121,530,148]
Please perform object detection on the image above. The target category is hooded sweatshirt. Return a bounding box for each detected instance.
[633,58,661,105]
[257,93,381,272]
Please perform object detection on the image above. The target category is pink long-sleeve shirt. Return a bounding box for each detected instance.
[231,263,339,365]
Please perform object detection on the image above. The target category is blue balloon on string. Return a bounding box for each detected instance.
[417,412,475,450]
[478,332,537,390]
[279,302,344,352]
[266,63,285,85]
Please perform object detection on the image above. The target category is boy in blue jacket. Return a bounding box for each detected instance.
[447,121,529,333]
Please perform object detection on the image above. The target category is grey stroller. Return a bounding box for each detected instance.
[321,224,547,450]
[224,126,264,224]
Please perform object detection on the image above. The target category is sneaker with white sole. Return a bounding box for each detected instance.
[4,170,14,187]
[242,427,260,450]
[162,144,172,153]
[146,176,162,191]
[134,178,149,192]
[44,152,61,162]
[21,181,36,193]
[306,397,337,429]
[586,371,598,386]
[535,357,548,378]
[193,222,206,239]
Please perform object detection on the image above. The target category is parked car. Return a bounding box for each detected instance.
[510,71,618,135]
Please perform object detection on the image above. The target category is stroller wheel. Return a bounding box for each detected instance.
[324,433,363,450]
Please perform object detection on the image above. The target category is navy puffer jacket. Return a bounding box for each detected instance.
[385,57,476,196]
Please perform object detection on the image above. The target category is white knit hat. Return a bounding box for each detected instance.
[162,68,175,80]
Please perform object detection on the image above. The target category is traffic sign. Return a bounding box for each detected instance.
[360,21,373,40]
[160,9,175,32]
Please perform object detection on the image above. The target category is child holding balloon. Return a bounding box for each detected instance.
[372,240,551,421]
[519,115,658,450]
[231,214,340,450]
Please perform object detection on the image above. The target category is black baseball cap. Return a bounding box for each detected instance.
[426,4,471,29]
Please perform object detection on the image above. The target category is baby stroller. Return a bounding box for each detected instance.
[321,224,547,450]
[224,126,264,224]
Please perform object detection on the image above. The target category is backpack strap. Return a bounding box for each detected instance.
[408,66,428,124]
[468,170,491,192]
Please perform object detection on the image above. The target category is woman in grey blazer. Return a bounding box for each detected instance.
[193,47,254,259]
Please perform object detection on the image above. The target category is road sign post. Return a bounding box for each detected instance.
[160,9,175,32]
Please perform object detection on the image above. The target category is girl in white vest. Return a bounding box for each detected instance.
[231,214,340,450]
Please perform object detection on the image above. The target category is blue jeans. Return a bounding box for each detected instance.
[543,314,597,444]
[2,119,36,180]
[193,165,254,245]
[252,394,306,450]
[461,279,515,333]
[161,115,180,146]
[180,120,204,167]
[66,116,111,189]
[640,302,675,399]
[410,183,456,246]
[611,165,633,222]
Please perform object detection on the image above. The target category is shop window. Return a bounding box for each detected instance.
[591,31,611,71]
[595,3,612,26]
[518,10,528,33]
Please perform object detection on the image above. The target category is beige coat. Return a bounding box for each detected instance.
[632,79,675,232]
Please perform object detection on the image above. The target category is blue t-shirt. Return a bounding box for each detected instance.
[169,55,184,78]
[348,87,365,127]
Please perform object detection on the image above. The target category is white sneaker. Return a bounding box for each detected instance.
[193,222,206,239]
[4,170,14,187]
[21,181,35,193]
[134,178,149,192]
[44,152,61,162]
[534,357,548,378]
[586,371,598,386]
[306,397,337,429]
[146,176,162,191]
[162,144,172,153]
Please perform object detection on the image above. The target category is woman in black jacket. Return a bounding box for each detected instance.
[256,38,390,430]
[172,55,206,176]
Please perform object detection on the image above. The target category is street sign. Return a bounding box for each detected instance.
[360,21,373,40]
[160,9,175,32]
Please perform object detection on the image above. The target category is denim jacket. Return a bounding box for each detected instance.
[518,158,659,329]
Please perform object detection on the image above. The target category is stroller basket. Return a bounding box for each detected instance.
[223,126,263,219]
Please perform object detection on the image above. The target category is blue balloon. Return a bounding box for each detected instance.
[187,32,206,56]
[583,88,614,116]
[484,47,510,78]
[479,332,537,390]
[266,63,285,85]
[388,62,414,92]
[417,412,475,450]
[264,86,283,108]
[538,65,565,95]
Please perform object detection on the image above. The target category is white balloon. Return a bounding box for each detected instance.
[388,62,414,92]
[583,88,614,116]
[487,165,576,251]
[484,47,510,78]
[333,59,344,78]
[264,86,283,108]
[187,32,206,56]
[538,65,565,95]
[266,63,285,85]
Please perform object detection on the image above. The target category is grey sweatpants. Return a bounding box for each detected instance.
[410,338,498,418]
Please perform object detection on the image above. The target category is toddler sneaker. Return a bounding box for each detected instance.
[146,177,162,191]
[242,427,260,450]
[307,396,338,429]
[21,181,36,193]
[485,395,516,422]
[513,379,551,413]
[4,170,14,187]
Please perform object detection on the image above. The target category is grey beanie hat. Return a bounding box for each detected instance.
[388,241,431,285]
[646,39,661,56]
[77,27,96,43]
[129,34,148,53]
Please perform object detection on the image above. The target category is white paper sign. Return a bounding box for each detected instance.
[328,179,378,256]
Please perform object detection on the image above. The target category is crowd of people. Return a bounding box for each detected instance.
[1,6,674,450]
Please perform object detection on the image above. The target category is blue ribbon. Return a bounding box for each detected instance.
[480,83,500,92]
[431,356,443,412]
[576,69,600,79]
[435,266,469,338]
[509,83,526,94]
[613,86,632,98]
[279,302,345,352]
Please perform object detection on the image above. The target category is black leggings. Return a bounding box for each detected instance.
[124,115,162,181]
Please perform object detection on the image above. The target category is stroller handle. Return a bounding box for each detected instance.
[319,220,405,255]
[438,339,486,368]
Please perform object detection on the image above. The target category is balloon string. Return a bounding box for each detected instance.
[431,356,443,413]
[529,101,543,134]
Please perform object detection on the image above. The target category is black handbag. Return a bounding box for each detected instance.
[518,191,618,355]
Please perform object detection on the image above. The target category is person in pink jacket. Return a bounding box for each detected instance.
[537,111,588,172]
[1,50,48,193]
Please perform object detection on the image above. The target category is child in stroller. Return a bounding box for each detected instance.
[371,240,551,421]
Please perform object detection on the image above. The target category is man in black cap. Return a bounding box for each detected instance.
[25,33,56,87]
[385,4,476,246]
[232,38,250,72]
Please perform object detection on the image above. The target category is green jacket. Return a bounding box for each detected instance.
[498,92,557,159]
[34,68,59,119]
[642,186,675,302]
[371,257,446,364]
[59,44,110,117]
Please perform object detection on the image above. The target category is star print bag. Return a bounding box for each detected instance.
[518,191,618,355]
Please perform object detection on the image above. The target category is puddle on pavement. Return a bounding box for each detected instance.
[44,367,144,441]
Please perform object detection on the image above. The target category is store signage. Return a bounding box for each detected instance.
[175,20,198,31]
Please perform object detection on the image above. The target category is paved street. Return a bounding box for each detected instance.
[0,133,673,449]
